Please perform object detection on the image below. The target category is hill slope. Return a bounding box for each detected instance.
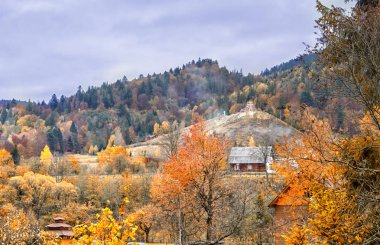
[0,55,360,157]
[128,107,299,160]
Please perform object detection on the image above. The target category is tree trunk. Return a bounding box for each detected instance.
[178,198,183,245]
[206,212,213,242]
[145,228,150,243]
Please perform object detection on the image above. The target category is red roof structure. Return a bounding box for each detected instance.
[268,185,309,245]
[46,217,74,239]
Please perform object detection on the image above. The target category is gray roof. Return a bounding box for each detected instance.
[228,147,272,164]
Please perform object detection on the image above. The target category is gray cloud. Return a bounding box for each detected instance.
[0,0,353,101]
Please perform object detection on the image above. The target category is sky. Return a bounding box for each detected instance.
[0,0,353,102]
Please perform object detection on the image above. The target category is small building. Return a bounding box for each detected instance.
[268,186,309,245]
[228,146,274,173]
[46,217,74,241]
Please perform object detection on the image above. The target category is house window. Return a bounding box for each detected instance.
[234,164,240,171]
[247,165,252,170]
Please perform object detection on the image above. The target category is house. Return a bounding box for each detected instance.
[46,217,74,242]
[228,146,274,173]
[268,186,309,245]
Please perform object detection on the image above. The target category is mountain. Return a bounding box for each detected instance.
[0,55,360,157]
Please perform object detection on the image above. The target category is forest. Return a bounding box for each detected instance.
[0,0,379,244]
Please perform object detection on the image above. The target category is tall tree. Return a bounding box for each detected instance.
[276,110,368,244]
[152,118,254,244]
[315,2,380,242]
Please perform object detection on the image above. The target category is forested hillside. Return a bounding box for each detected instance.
[0,54,361,158]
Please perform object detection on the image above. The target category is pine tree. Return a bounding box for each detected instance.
[70,122,78,134]
[49,94,58,110]
[1,109,7,124]
[11,147,20,165]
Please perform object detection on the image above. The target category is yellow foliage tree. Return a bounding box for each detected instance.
[0,149,14,182]
[284,107,291,121]
[153,123,160,136]
[98,146,129,166]
[0,204,44,244]
[98,146,130,174]
[4,172,78,219]
[107,134,116,148]
[72,198,137,244]
[88,145,95,155]
[248,136,256,147]
[40,145,53,166]
[0,149,13,166]
[161,121,170,134]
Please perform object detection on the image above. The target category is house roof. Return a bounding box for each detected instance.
[228,146,272,164]
[268,185,290,208]
[268,185,308,207]
[46,223,72,229]
[53,217,65,222]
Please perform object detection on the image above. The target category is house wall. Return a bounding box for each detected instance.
[272,205,308,245]
[230,163,266,172]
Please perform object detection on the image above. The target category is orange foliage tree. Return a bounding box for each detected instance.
[129,204,160,243]
[275,110,369,244]
[0,149,13,166]
[66,155,80,175]
[98,146,130,174]
[0,149,14,182]
[152,118,252,244]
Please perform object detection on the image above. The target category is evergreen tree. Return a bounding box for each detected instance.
[138,82,147,95]
[1,109,7,124]
[124,89,132,106]
[46,129,56,152]
[45,113,56,127]
[26,100,33,113]
[49,94,59,110]
[336,103,345,131]
[57,95,66,113]
[11,146,20,165]
[123,128,132,145]
[300,91,314,106]
[70,122,78,134]
[10,99,17,107]
[53,127,64,153]
[67,136,74,152]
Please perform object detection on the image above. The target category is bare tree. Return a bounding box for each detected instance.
[161,121,184,158]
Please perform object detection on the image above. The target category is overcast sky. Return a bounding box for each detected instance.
[0,0,353,102]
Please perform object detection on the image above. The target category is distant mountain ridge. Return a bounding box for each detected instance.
[261,53,316,76]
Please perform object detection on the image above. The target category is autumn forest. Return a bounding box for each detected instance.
[0,1,380,244]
